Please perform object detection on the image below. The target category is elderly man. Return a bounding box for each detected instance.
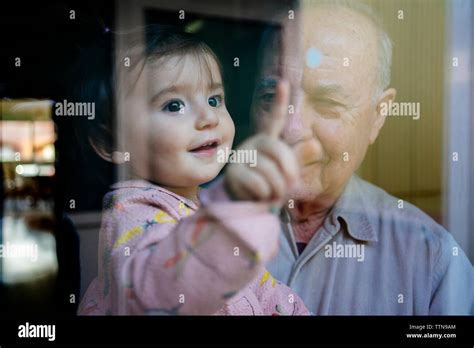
[252,1,474,314]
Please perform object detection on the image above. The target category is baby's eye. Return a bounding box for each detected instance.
[163,100,185,113]
[208,95,223,108]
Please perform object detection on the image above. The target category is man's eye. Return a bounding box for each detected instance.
[257,92,275,112]
[260,92,275,104]
[312,103,344,119]
[208,95,223,108]
[163,100,185,113]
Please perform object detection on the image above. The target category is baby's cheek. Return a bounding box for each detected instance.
[220,111,235,144]
[147,133,179,171]
[154,135,179,154]
[151,117,187,153]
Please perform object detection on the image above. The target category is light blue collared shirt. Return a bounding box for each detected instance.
[267,176,474,315]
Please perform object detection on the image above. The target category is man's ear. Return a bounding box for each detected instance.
[370,87,397,144]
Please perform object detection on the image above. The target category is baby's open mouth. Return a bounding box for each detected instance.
[189,139,220,156]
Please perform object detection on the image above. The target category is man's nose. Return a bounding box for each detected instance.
[281,98,313,146]
[195,105,219,130]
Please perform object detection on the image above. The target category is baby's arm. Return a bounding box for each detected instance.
[251,269,310,315]
[107,182,280,315]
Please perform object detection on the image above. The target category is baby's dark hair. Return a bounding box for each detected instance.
[71,24,223,158]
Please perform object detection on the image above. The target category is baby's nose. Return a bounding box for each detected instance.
[196,107,219,130]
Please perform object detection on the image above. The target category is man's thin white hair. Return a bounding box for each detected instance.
[304,0,393,95]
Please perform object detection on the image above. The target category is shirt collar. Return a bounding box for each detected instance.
[330,175,378,242]
[281,175,378,244]
[110,180,200,210]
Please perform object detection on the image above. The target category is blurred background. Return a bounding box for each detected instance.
[0,0,473,316]
[356,0,474,265]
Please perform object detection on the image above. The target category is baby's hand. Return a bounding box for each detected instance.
[224,80,299,206]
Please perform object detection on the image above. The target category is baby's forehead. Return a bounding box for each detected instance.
[145,51,223,90]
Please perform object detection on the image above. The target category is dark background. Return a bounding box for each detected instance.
[1,0,116,317]
[0,0,278,316]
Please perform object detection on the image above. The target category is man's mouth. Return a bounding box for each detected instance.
[304,160,318,166]
[189,139,221,157]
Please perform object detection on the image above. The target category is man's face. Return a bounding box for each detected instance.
[256,6,384,203]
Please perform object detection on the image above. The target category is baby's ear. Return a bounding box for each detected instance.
[88,125,126,164]
[88,135,114,162]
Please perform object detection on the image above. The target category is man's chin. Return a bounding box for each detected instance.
[288,179,324,202]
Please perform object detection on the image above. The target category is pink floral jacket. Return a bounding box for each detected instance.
[78,179,309,315]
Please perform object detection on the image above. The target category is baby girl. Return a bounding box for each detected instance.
[78,25,308,315]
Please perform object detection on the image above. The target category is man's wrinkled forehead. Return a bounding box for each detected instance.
[260,5,378,92]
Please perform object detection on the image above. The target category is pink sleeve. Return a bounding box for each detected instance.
[107,180,281,315]
[251,269,311,315]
